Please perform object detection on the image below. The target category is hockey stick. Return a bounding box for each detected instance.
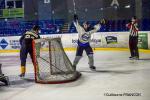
[79,70,135,74]
[73,0,77,14]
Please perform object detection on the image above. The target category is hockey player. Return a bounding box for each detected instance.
[126,16,139,60]
[19,25,41,77]
[73,14,102,71]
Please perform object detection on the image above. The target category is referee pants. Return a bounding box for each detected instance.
[129,36,139,57]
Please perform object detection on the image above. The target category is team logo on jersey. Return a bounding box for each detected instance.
[0,39,8,49]
[82,33,90,41]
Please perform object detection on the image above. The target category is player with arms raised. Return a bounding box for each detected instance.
[73,14,103,71]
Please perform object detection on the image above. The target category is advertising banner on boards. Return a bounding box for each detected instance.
[138,33,148,49]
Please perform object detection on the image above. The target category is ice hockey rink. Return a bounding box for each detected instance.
[0,49,150,100]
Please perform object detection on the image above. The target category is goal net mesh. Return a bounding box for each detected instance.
[32,38,81,84]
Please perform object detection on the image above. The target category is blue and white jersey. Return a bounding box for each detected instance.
[73,21,101,46]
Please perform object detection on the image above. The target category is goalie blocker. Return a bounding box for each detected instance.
[32,38,81,84]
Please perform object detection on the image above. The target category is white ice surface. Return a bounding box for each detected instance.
[0,50,150,100]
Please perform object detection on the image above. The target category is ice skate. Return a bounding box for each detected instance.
[19,73,25,78]
[90,66,96,71]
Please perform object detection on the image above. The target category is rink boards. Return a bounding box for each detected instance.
[0,31,150,51]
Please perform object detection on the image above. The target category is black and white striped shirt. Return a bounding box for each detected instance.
[129,22,139,37]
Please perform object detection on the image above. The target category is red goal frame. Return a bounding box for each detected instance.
[32,39,81,84]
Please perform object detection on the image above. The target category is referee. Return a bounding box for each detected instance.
[126,16,139,60]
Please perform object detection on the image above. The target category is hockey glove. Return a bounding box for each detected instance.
[98,19,106,25]
[74,14,78,21]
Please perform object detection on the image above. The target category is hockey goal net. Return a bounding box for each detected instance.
[32,38,81,84]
